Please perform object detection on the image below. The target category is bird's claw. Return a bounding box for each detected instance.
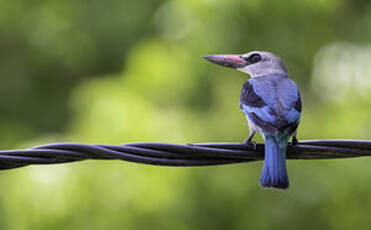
[291,136,299,146]
[243,140,257,150]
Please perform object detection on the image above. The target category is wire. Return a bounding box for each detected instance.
[0,139,370,170]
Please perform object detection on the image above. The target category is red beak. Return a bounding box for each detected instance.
[204,55,247,68]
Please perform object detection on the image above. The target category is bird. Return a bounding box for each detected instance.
[204,51,302,189]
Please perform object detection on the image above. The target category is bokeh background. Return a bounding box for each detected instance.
[1,0,371,229]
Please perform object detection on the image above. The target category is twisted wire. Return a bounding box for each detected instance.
[0,139,369,170]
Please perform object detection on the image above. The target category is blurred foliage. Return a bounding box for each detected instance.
[1,0,371,229]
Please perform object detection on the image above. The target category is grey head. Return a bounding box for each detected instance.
[204,51,288,78]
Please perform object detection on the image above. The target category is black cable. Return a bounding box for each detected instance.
[0,139,370,170]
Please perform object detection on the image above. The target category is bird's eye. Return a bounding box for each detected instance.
[247,53,262,64]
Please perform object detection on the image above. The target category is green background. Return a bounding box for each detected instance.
[1,0,371,229]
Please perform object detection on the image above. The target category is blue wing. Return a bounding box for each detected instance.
[240,74,301,135]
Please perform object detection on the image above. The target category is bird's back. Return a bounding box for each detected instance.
[251,75,298,112]
[240,74,301,135]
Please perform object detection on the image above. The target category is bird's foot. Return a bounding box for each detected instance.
[291,136,299,146]
[243,140,257,150]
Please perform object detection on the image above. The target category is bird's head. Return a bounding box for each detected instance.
[204,51,288,78]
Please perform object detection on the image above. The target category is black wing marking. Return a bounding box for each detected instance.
[248,111,299,136]
[240,80,266,109]
[294,91,302,112]
[248,112,277,133]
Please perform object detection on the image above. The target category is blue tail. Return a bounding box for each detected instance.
[260,133,290,189]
